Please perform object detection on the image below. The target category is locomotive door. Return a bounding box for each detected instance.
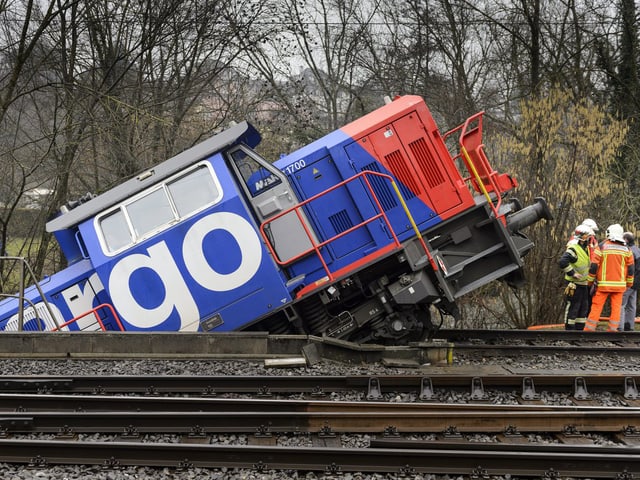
[366,114,464,215]
[344,113,466,241]
[227,145,315,263]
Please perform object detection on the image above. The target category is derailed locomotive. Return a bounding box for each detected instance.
[0,95,552,343]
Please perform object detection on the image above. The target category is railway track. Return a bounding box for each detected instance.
[3,439,638,477]
[0,334,639,477]
[0,373,638,401]
[1,330,639,362]
[0,394,638,477]
[2,398,640,434]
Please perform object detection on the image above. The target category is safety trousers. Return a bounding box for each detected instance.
[585,290,624,332]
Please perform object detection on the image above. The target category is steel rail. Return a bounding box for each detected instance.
[0,407,639,434]
[371,438,640,451]
[1,393,638,413]
[0,439,638,476]
[0,374,637,399]
[433,328,640,343]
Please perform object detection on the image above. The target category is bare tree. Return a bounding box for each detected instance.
[360,0,510,128]
[0,0,73,120]
[233,0,383,152]
[80,0,254,182]
[0,0,263,283]
[359,0,456,121]
[0,0,78,286]
[595,0,640,226]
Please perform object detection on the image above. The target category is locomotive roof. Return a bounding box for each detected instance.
[46,121,260,233]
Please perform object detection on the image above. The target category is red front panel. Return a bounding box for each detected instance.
[366,113,469,215]
[341,96,475,221]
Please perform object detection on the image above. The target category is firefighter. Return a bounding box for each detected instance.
[559,224,595,330]
[581,218,601,311]
[585,224,634,332]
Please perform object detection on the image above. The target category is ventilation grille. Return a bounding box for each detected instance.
[409,137,445,188]
[384,150,420,202]
[361,162,400,211]
[329,209,354,234]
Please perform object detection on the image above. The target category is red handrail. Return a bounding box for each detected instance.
[51,303,125,332]
[443,112,503,218]
[259,170,435,285]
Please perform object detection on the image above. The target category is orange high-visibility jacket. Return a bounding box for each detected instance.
[587,240,634,291]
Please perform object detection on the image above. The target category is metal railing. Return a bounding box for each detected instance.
[259,170,435,297]
[443,111,504,219]
[0,256,59,331]
[51,303,124,332]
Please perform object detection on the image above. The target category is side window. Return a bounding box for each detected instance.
[229,147,281,197]
[168,165,219,217]
[128,187,175,237]
[99,209,131,252]
[96,163,222,255]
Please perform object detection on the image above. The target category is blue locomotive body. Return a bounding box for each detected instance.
[0,95,551,343]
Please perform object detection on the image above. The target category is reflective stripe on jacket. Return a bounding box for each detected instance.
[587,240,634,291]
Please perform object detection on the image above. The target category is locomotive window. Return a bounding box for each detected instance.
[128,187,175,238]
[100,209,132,252]
[229,147,281,197]
[168,165,219,217]
[97,162,222,255]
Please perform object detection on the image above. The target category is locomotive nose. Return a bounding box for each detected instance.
[506,197,553,232]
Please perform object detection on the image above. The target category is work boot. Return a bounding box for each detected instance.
[565,323,575,330]
[574,323,585,331]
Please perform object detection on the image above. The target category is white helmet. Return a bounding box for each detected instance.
[606,223,625,242]
[574,224,594,240]
[583,218,599,232]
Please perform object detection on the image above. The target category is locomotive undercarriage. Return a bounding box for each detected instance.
[296,270,439,344]
[292,265,462,344]
[250,253,453,344]
[247,254,442,344]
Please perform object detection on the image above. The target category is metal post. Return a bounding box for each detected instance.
[17,258,24,331]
